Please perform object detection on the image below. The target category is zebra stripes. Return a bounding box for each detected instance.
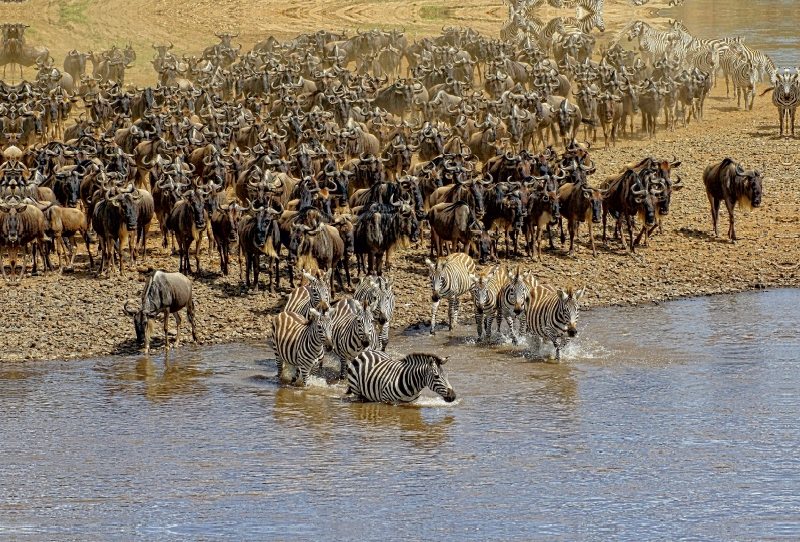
[626,21,678,67]
[346,350,456,404]
[284,268,332,317]
[272,303,335,386]
[730,57,759,110]
[354,275,395,351]
[767,69,800,136]
[497,265,533,345]
[525,284,584,360]
[425,253,476,335]
[331,297,378,378]
[470,266,508,342]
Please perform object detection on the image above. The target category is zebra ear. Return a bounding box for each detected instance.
[439,355,450,365]
[302,269,314,283]
[469,273,478,284]
[309,307,321,319]
[574,287,585,301]
[558,288,569,301]
[424,258,435,271]
[324,268,332,281]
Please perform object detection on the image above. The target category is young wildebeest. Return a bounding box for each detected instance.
[123,270,199,356]
[702,158,764,241]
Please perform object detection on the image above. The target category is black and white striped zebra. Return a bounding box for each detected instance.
[345,351,456,404]
[525,284,585,360]
[625,21,679,67]
[730,57,759,110]
[470,266,508,342]
[272,303,335,386]
[425,253,476,335]
[353,275,395,351]
[497,265,533,345]
[330,297,378,378]
[730,40,777,84]
[762,69,800,137]
[284,269,332,317]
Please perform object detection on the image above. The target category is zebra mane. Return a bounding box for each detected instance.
[400,353,444,366]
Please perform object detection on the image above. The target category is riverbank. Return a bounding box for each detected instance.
[4,81,799,362]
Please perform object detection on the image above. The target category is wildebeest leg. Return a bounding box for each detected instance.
[588,221,597,257]
[342,258,351,289]
[725,198,737,241]
[173,311,182,350]
[252,253,260,292]
[708,194,720,237]
[368,253,376,276]
[194,236,202,275]
[376,252,385,276]
[274,256,281,292]
[187,298,199,343]
[163,309,171,355]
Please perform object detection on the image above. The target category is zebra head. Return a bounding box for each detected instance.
[506,265,532,315]
[375,276,395,325]
[309,302,335,352]
[470,269,497,315]
[418,354,456,403]
[303,268,332,307]
[556,286,585,338]
[628,21,644,41]
[425,258,444,302]
[356,299,378,349]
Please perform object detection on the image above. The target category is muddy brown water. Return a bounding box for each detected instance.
[2,289,799,539]
[662,0,800,67]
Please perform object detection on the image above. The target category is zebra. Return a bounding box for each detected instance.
[272,303,335,386]
[762,69,800,137]
[538,17,566,56]
[730,40,777,84]
[330,297,378,378]
[284,268,332,317]
[525,284,585,360]
[497,265,533,345]
[625,21,681,67]
[730,57,759,111]
[425,253,476,335]
[353,275,395,351]
[688,41,729,89]
[470,266,508,342]
[345,350,456,404]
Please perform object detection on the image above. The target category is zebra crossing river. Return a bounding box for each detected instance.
[2,289,799,539]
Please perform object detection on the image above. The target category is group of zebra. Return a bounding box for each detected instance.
[619,19,775,111]
[271,267,453,404]
[270,250,581,404]
[426,252,582,360]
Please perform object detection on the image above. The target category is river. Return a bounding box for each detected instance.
[2,289,799,539]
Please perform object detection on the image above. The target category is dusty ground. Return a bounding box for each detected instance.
[4,80,799,361]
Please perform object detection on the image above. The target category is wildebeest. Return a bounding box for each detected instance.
[354,197,420,275]
[0,196,47,283]
[93,184,142,274]
[427,200,492,263]
[123,270,199,356]
[168,188,209,274]
[702,158,764,241]
[557,182,606,257]
[238,203,282,291]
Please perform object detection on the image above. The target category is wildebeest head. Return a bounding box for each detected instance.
[735,163,764,208]
[108,184,142,231]
[54,165,84,207]
[0,198,27,244]
[629,173,658,228]
[182,189,208,230]
[582,186,605,223]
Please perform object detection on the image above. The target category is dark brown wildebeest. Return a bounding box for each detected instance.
[354,197,420,276]
[237,203,282,292]
[0,196,47,283]
[702,158,763,241]
[427,200,492,263]
[557,182,606,257]
[601,168,662,252]
[168,188,209,274]
[123,270,199,357]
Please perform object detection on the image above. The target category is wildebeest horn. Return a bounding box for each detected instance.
[123,299,140,316]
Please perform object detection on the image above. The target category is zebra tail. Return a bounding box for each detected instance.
[760,87,775,97]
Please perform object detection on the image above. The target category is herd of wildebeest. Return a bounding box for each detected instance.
[0,21,772,393]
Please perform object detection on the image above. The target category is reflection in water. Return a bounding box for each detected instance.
[1,290,800,538]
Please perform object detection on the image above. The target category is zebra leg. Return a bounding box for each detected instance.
[379,323,389,351]
[430,299,441,335]
[475,312,485,341]
[448,297,459,331]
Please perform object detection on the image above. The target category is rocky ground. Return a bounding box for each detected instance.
[4,81,800,361]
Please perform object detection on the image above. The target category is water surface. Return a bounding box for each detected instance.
[1,290,799,539]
